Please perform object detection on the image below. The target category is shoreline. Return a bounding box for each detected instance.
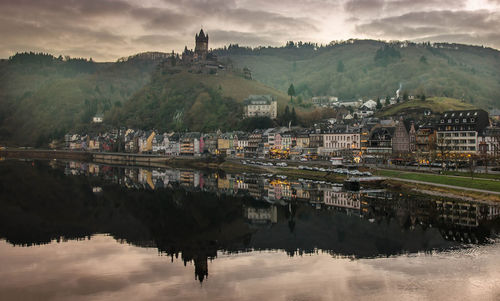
[2,148,500,202]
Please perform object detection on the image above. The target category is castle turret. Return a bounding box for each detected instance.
[195,29,208,60]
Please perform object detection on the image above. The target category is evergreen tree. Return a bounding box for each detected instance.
[287,84,296,103]
[291,107,297,125]
[403,91,409,101]
[376,98,382,110]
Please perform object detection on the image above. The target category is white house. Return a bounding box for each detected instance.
[92,115,103,123]
[361,99,377,110]
[244,95,278,119]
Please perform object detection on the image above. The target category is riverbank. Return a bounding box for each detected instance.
[376,169,500,193]
[2,148,500,202]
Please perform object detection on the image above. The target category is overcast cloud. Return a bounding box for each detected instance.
[0,0,499,61]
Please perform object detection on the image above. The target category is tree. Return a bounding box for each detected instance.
[287,84,296,103]
[376,98,382,110]
[420,94,426,101]
[337,60,344,72]
[385,96,390,106]
[291,107,297,126]
[280,105,291,126]
[403,91,409,101]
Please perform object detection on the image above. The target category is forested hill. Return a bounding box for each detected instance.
[106,61,290,133]
[0,52,290,146]
[0,52,164,146]
[1,39,500,146]
[215,40,500,109]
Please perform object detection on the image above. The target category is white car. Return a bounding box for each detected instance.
[276,162,288,167]
[300,158,308,162]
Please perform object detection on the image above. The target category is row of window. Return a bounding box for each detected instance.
[440,118,475,124]
[441,139,476,144]
[324,135,358,141]
[438,132,476,137]
[443,146,476,151]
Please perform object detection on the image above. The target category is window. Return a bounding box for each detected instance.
[448,119,452,123]
[463,119,467,123]
[455,119,459,123]
[470,118,475,122]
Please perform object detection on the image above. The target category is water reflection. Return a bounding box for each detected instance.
[0,160,500,287]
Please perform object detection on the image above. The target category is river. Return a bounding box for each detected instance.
[0,159,499,300]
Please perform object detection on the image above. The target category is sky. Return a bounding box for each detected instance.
[1,0,500,61]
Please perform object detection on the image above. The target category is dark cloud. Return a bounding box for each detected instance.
[345,0,385,14]
[344,0,466,18]
[355,10,500,48]
[0,0,499,60]
[208,30,279,47]
[129,7,191,31]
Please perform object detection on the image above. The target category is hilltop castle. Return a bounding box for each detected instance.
[181,29,221,73]
[194,29,208,60]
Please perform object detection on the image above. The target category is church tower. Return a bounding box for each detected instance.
[195,29,208,60]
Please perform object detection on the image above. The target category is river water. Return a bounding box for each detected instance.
[0,160,499,300]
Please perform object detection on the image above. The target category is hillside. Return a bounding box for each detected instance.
[216,40,500,109]
[1,39,500,146]
[106,62,292,132]
[377,97,477,117]
[0,53,163,146]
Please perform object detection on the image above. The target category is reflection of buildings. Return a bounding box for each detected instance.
[62,160,500,245]
[244,205,278,226]
[21,160,500,286]
[324,188,361,213]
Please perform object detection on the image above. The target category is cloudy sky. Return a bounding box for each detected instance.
[1,0,500,61]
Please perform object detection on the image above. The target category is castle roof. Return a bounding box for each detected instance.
[196,29,208,40]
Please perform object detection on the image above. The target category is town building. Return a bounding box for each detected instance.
[244,95,278,119]
[392,119,416,153]
[366,126,395,154]
[436,110,489,154]
[322,125,360,156]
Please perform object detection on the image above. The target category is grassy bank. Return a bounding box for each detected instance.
[442,171,500,180]
[377,169,500,193]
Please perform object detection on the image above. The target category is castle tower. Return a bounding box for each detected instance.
[195,29,208,60]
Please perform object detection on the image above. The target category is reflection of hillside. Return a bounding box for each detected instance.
[1,160,500,283]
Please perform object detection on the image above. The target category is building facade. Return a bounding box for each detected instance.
[436,110,489,154]
[244,95,278,119]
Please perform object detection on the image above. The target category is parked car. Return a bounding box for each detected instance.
[300,158,308,162]
[276,162,288,167]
